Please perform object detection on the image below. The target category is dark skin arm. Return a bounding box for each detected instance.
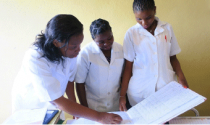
[170,55,189,88]
[66,81,78,119]
[51,96,122,124]
[51,82,122,124]
[66,81,76,102]
[76,83,88,107]
[119,60,133,111]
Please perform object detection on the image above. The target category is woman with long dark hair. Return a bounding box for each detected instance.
[12,14,122,124]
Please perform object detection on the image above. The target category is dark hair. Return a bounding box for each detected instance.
[133,0,155,12]
[34,14,83,63]
[90,18,112,39]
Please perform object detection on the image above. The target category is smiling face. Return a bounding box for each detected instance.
[53,33,84,58]
[94,30,114,51]
[134,8,156,30]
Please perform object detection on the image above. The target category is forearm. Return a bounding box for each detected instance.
[66,81,76,102]
[76,83,88,107]
[170,55,189,87]
[51,96,99,121]
[170,55,185,79]
[120,60,133,96]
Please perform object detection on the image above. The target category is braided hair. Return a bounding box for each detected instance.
[133,0,155,12]
[90,18,112,39]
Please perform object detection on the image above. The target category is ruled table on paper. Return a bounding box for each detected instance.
[126,81,206,124]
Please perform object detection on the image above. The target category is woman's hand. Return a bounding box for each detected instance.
[119,96,127,111]
[97,112,122,124]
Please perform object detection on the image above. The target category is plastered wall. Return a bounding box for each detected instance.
[0,0,210,122]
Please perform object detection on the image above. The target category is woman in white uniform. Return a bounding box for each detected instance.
[75,19,124,112]
[119,0,189,111]
[12,14,122,124]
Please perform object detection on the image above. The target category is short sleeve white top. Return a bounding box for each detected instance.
[12,46,77,112]
[75,42,124,112]
[123,17,181,106]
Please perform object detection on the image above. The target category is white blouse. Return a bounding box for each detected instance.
[12,46,77,113]
[75,42,124,112]
[123,17,181,106]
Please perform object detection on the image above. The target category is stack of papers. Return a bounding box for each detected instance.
[65,81,206,124]
[3,108,47,124]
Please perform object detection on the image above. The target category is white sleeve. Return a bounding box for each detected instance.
[74,50,89,83]
[25,52,62,102]
[123,30,135,62]
[169,25,181,56]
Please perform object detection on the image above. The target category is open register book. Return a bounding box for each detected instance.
[65,81,206,124]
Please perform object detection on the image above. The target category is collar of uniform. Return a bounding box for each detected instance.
[155,17,167,36]
[91,41,120,54]
[91,41,100,53]
[136,16,167,36]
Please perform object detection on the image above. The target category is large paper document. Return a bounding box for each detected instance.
[65,81,206,124]
[126,81,206,124]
